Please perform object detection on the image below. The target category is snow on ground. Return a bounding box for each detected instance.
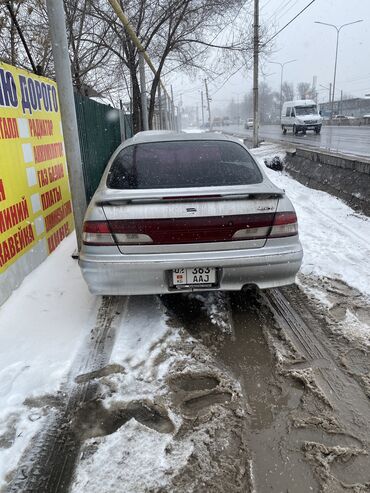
[71,296,192,492]
[252,143,370,299]
[251,142,370,343]
[0,233,95,488]
[72,419,192,493]
[71,293,244,493]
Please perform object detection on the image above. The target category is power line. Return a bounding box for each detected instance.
[211,1,317,97]
[275,0,299,23]
[266,0,295,23]
[263,0,316,46]
[162,0,250,81]
[261,0,274,11]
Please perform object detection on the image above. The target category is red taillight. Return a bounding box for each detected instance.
[82,221,115,246]
[269,212,298,238]
[83,220,153,246]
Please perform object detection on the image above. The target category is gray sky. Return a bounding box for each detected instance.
[171,0,369,109]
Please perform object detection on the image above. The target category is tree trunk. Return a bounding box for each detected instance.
[148,72,160,130]
[129,63,142,134]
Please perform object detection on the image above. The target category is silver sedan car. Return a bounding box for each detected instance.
[79,131,303,295]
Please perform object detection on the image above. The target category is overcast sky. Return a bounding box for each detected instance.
[170,0,369,110]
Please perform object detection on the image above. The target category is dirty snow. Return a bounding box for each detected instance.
[0,233,95,488]
[70,295,192,492]
[251,143,370,300]
[72,419,193,493]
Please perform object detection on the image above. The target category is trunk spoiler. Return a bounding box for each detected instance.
[95,186,284,206]
[97,193,283,206]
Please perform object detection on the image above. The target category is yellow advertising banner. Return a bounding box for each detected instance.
[0,62,74,274]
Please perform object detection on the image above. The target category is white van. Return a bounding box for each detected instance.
[281,99,322,135]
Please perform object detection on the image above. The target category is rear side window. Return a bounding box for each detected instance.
[107,140,263,189]
[286,107,291,117]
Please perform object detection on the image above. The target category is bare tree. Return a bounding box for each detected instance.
[281,81,294,102]
[0,0,258,133]
[89,0,253,131]
[0,0,119,97]
[297,81,312,100]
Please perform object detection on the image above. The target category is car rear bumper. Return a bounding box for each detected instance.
[79,245,303,295]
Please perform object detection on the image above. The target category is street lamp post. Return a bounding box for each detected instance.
[269,60,296,118]
[315,20,363,119]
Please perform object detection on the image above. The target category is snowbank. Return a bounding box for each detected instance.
[251,144,370,300]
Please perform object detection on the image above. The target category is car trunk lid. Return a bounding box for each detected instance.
[99,187,282,254]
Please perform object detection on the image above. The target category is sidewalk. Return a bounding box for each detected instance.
[0,234,96,487]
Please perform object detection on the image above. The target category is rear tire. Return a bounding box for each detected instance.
[282,126,287,134]
[293,124,297,135]
[315,125,321,134]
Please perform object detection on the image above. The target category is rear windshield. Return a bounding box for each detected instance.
[106,140,263,189]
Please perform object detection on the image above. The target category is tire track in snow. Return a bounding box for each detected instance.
[7,296,128,493]
[263,288,370,439]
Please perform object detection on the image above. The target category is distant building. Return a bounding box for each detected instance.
[320,98,370,117]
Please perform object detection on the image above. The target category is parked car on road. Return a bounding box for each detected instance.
[79,131,303,295]
[244,117,254,129]
[332,115,355,121]
[281,100,322,135]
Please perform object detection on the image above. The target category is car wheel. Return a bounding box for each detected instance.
[315,126,321,134]
[293,124,297,135]
[282,126,287,134]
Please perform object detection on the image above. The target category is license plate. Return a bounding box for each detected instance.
[172,267,216,286]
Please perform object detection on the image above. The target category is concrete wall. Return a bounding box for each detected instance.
[284,147,370,216]
[323,118,370,126]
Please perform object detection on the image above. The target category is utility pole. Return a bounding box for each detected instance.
[171,85,176,131]
[138,51,149,130]
[340,89,343,115]
[168,94,173,130]
[237,95,240,126]
[158,85,162,129]
[176,106,182,131]
[119,99,126,142]
[252,0,259,147]
[201,91,205,127]
[45,0,87,251]
[204,79,212,130]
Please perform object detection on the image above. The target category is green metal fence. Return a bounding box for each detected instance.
[74,93,133,201]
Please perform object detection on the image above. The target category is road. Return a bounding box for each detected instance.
[224,124,370,158]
